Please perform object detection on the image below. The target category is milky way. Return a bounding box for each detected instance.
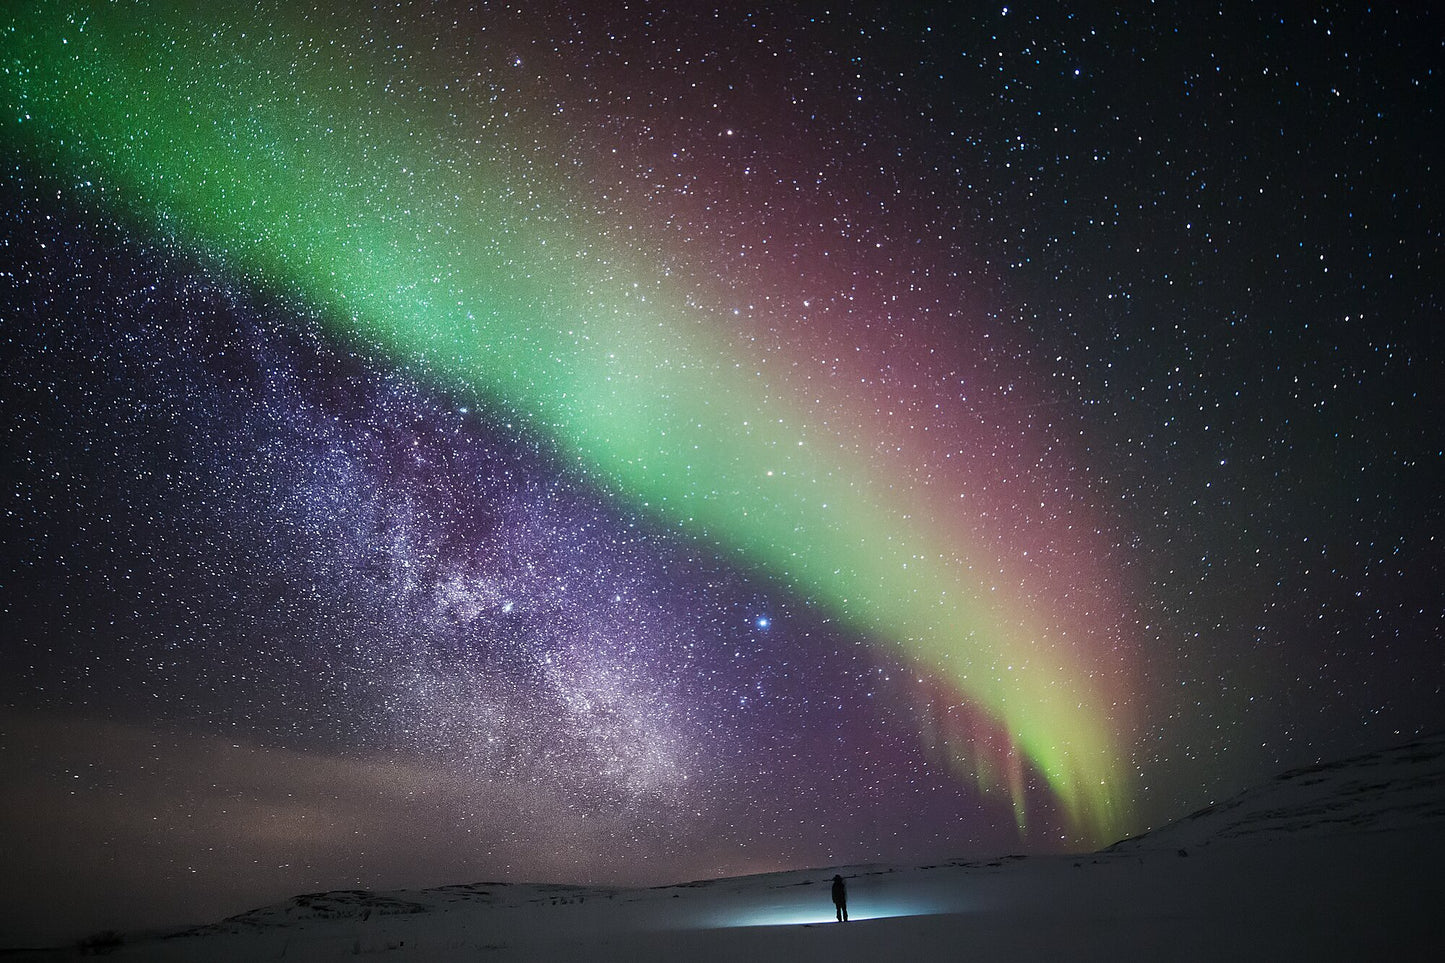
[2,1,1440,944]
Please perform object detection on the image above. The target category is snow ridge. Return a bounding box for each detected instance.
[1110,730,1445,852]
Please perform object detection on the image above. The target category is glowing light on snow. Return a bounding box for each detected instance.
[715,895,958,927]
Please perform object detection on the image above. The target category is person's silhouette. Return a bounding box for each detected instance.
[830,874,848,922]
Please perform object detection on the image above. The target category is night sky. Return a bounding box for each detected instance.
[2,1,1440,945]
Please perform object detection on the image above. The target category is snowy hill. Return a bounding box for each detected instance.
[1109,730,1445,852]
[13,734,1445,961]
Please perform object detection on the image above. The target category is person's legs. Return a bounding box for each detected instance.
[835,904,842,922]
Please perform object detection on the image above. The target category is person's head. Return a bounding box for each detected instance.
[833,875,842,881]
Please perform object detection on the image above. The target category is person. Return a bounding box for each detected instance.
[830,874,848,922]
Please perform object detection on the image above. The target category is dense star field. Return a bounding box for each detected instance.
[1,0,1440,944]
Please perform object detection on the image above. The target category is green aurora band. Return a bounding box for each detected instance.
[3,2,1138,844]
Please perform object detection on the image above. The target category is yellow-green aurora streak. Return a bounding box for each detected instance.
[3,2,1137,844]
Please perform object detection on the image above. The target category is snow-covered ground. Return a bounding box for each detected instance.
[14,733,1445,960]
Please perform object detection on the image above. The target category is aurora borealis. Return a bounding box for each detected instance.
[2,1,1440,946]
